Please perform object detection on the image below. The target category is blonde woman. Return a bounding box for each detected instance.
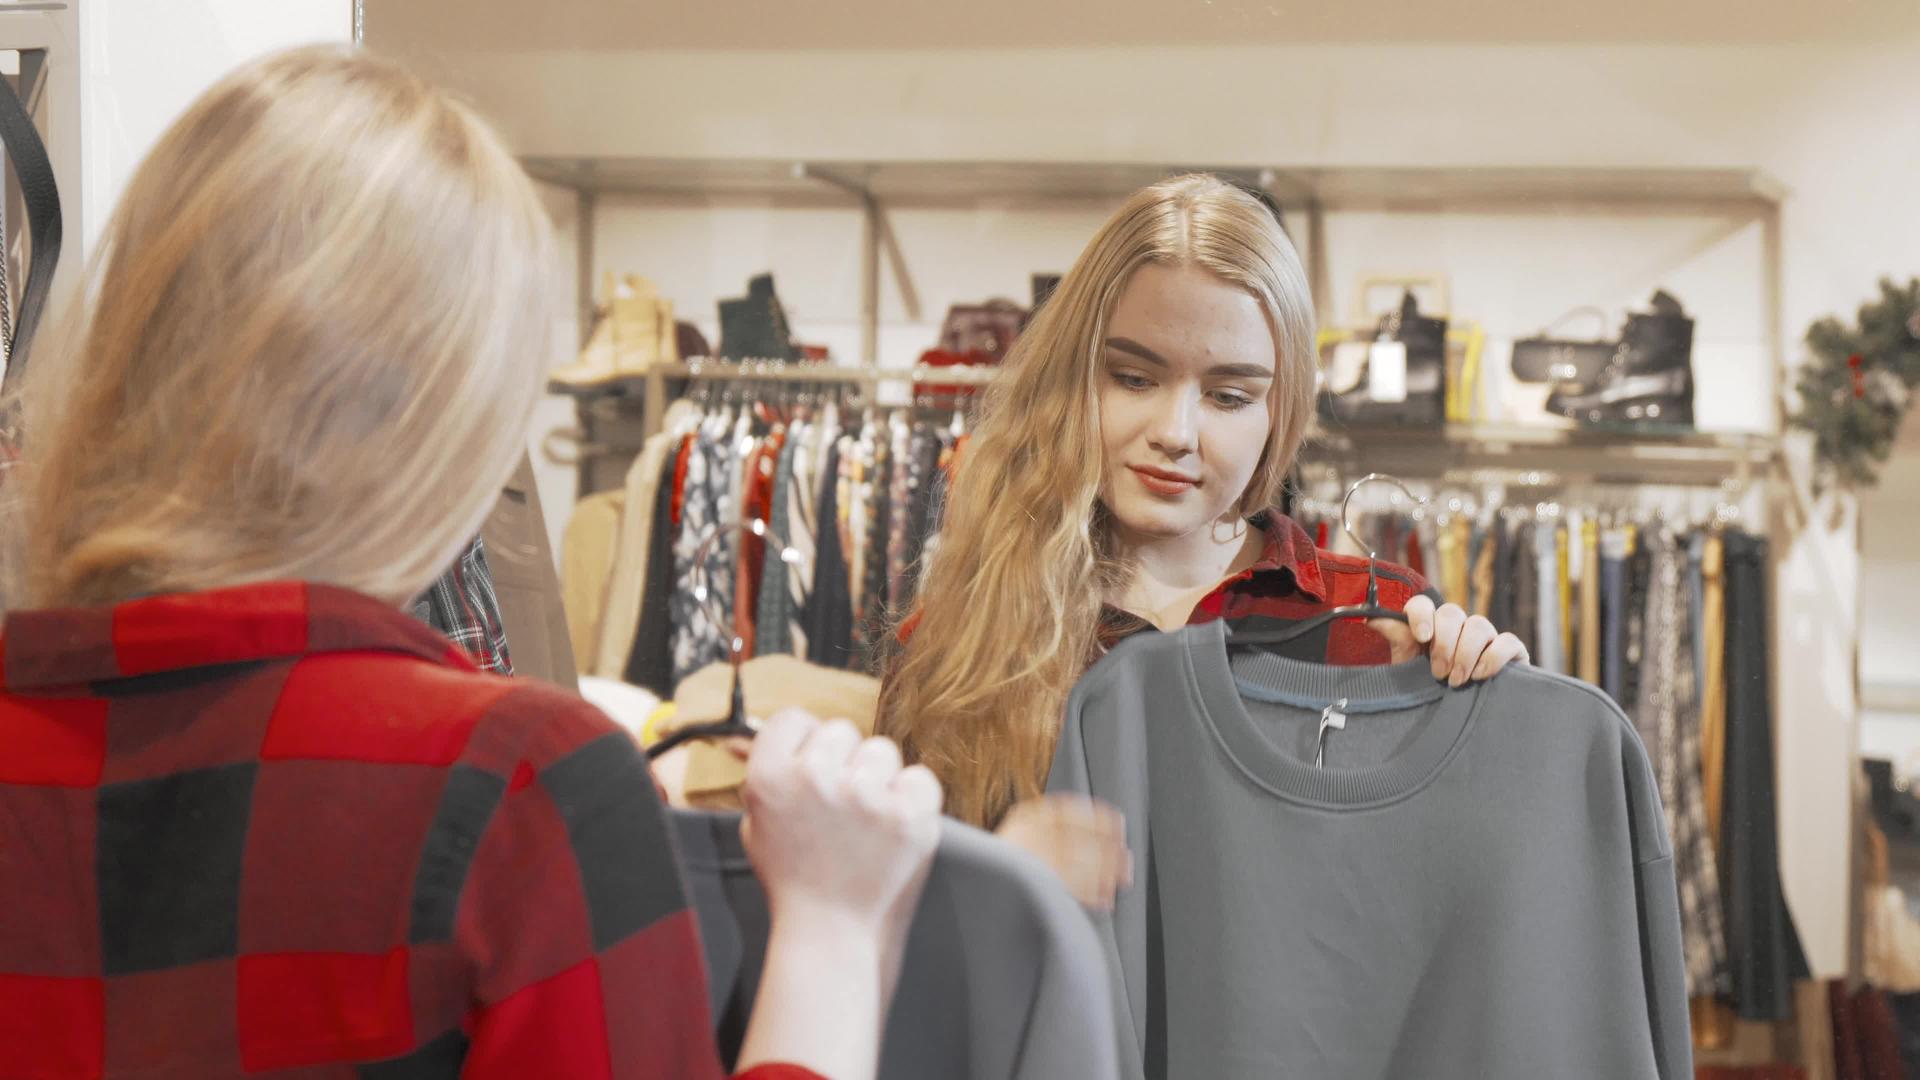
[881,176,1528,899]
[0,47,936,1080]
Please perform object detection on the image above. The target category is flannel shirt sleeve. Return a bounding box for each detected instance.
[451,690,831,1080]
[414,535,514,675]
[453,689,729,1078]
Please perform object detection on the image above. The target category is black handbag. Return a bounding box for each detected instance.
[1319,291,1448,426]
[1510,308,1613,384]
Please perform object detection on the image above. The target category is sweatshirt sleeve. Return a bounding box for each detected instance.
[1633,855,1693,1080]
[1047,663,1150,1080]
[1616,706,1693,1080]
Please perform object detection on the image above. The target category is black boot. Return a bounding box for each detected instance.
[716,273,801,361]
[1319,291,1449,426]
[1546,291,1695,428]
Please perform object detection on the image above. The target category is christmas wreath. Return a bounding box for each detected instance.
[1790,277,1920,491]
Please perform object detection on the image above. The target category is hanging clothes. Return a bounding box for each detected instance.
[755,421,802,658]
[1699,532,1730,850]
[624,446,681,696]
[561,489,625,673]
[899,422,942,611]
[596,429,684,678]
[788,406,835,658]
[1622,527,1650,718]
[809,436,859,670]
[1470,515,1498,619]
[1599,525,1629,705]
[1532,522,1563,674]
[1721,530,1810,1021]
[1555,521,1574,671]
[671,430,732,685]
[859,419,895,661]
[885,414,915,612]
[1508,519,1537,663]
[1579,518,1602,685]
[414,534,513,675]
[1634,528,1728,999]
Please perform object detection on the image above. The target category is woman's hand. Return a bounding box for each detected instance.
[1370,595,1529,686]
[742,711,942,931]
[736,711,943,1080]
[995,794,1133,911]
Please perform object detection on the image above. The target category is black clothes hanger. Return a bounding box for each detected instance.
[646,516,794,760]
[0,59,62,389]
[1228,472,1424,648]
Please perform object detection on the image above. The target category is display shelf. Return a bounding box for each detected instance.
[1309,421,1777,487]
[523,157,1278,203]
[523,156,1783,211]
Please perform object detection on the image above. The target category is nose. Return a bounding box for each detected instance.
[1146,389,1199,459]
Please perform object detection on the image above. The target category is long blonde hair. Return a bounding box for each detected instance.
[880,175,1317,826]
[3,46,553,610]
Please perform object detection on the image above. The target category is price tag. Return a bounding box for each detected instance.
[1368,341,1408,403]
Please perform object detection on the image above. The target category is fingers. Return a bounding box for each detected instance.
[997,796,1131,911]
[797,717,864,786]
[1445,615,1496,687]
[1471,633,1530,682]
[748,708,818,780]
[1402,594,1437,644]
[1366,617,1419,664]
[890,764,944,820]
[1428,603,1468,680]
[845,732,904,789]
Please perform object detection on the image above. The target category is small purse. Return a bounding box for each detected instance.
[1510,308,1615,384]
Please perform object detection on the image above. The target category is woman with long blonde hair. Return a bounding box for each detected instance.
[881,175,1527,892]
[0,46,935,1080]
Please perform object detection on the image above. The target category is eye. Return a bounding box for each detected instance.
[1109,370,1154,392]
[1210,389,1257,411]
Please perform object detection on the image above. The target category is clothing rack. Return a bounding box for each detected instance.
[549,358,994,498]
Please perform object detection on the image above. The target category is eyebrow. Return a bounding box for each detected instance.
[1104,336,1274,380]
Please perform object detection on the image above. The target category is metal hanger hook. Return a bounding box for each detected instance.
[1339,472,1427,558]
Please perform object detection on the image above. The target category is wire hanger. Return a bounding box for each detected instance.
[1227,472,1423,647]
[645,515,795,760]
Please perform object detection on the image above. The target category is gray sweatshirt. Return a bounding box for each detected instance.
[1048,619,1691,1080]
[671,810,1121,1080]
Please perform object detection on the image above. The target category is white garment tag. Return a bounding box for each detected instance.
[1315,700,1349,769]
[1368,341,1409,402]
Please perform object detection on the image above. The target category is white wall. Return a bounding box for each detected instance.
[389,38,1914,975]
[77,0,351,252]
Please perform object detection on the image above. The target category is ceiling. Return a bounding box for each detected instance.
[366,0,1920,52]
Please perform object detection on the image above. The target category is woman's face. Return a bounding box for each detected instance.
[1097,262,1277,544]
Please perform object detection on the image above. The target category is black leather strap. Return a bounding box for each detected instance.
[0,65,62,388]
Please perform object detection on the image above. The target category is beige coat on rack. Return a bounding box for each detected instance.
[563,490,625,673]
[479,453,578,691]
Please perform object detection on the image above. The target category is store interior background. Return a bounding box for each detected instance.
[51,0,1920,986]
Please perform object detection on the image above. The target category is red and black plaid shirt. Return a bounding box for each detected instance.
[1099,511,1440,663]
[0,581,817,1080]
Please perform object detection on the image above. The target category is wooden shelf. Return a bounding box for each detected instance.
[1308,422,1777,487]
[523,156,1785,210]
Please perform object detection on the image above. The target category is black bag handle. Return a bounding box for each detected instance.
[1538,306,1610,342]
[0,64,62,389]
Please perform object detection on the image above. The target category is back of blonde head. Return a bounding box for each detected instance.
[880,175,1315,826]
[4,46,552,610]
